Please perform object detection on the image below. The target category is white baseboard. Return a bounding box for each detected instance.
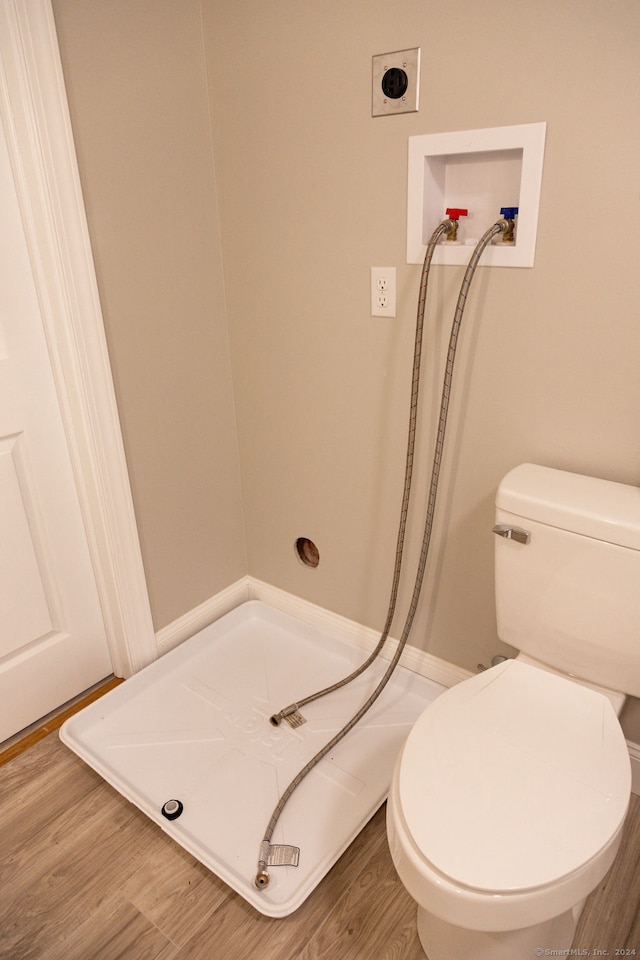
[155,576,640,796]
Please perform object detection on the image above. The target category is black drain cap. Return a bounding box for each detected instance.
[161,799,183,820]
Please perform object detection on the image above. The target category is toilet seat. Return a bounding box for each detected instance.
[397,659,630,896]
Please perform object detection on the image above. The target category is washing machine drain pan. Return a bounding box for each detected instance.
[61,600,443,916]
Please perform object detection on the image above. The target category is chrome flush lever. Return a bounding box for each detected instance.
[492,524,531,545]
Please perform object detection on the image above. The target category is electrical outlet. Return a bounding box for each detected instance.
[372,48,420,117]
[371,267,396,317]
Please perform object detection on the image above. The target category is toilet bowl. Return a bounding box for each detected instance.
[387,658,631,960]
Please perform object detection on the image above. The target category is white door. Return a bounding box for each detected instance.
[0,112,112,743]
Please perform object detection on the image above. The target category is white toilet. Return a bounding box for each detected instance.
[387,463,640,960]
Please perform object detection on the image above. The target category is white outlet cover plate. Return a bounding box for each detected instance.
[371,266,396,317]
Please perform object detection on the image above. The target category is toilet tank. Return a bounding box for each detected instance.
[494,463,640,698]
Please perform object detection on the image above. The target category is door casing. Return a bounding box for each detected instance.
[0,0,157,677]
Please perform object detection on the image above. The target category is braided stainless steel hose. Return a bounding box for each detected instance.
[256,216,512,889]
[269,216,456,730]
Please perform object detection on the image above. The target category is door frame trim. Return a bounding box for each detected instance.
[0,0,157,676]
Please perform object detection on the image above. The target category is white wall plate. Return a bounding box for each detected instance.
[407,122,547,267]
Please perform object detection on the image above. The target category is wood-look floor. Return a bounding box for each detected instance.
[0,732,638,960]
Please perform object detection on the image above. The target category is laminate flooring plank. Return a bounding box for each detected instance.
[573,792,640,953]
[0,732,101,858]
[298,835,423,960]
[170,894,271,960]
[0,743,160,959]
[1,780,153,906]
[627,904,640,954]
[44,894,178,960]
[121,832,231,948]
[170,806,395,960]
[0,803,158,958]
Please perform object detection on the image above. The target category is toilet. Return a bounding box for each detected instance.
[386,463,640,960]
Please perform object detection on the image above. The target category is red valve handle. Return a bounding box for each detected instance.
[445,207,468,220]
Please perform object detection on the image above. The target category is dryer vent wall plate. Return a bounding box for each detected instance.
[372,48,420,117]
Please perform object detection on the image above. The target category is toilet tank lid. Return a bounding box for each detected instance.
[496,463,640,550]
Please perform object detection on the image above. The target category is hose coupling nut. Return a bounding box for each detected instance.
[269,703,299,727]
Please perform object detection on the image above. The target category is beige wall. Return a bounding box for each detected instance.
[53,0,246,630]
[202,0,640,672]
[54,1,640,673]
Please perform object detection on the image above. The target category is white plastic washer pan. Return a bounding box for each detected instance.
[60,600,445,917]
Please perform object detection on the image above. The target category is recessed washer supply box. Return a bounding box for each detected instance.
[407,122,546,268]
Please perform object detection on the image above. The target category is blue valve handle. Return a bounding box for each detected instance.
[500,206,519,219]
